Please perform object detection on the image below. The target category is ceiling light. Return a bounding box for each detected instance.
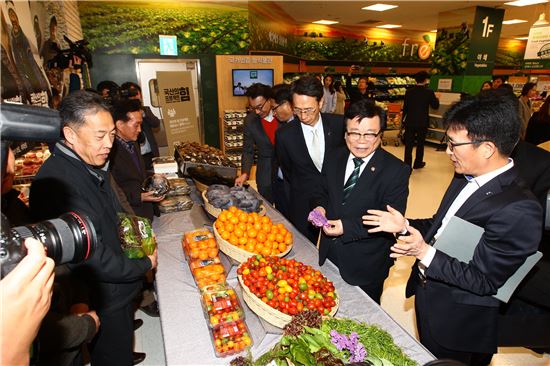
[362,3,398,11]
[514,36,529,40]
[430,29,438,33]
[312,20,339,25]
[505,0,547,6]
[502,19,528,24]
[376,24,402,29]
[534,13,549,25]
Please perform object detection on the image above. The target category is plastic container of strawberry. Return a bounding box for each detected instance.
[200,284,245,328]
[209,319,253,358]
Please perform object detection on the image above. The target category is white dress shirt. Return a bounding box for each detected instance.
[420,159,515,270]
[343,150,376,183]
[300,116,325,171]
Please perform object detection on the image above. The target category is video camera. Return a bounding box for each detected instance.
[0,103,98,278]
[46,35,93,70]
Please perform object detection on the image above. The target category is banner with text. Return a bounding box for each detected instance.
[523,24,550,69]
[466,6,505,75]
[157,71,200,151]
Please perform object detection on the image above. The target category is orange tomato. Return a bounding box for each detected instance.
[260,216,270,224]
[225,223,234,233]
[229,235,239,246]
[275,233,284,243]
[199,251,209,260]
[238,237,247,246]
[261,247,271,256]
[278,243,287,253]
[253,222,262,231]
[245,243,255,252]
[267,233,276,242]
[218,212,228,222]
[237,222,247,232]
[234,228,244,238]
[256,232,267,243]
[238,213,248,223]
[248,229,257,238]
[221,231,231,240]
[230,216,239,225]
[262,223,272,233]
[207,248,218,258]
[228,206,238,213]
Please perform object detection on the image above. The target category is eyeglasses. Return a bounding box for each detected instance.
[346,130,382,141]
[248,99,268,112]
[271,101,288,113]
[444,135,489,151]
[293,107,317,116]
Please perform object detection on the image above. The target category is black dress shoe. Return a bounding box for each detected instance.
[133,352,146,365]
[133,319,144,331]
[413,162,426,169]
[140,300,160,317]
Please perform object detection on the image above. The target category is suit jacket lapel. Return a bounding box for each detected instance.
[253,116,272,147]
[322,114,333,164]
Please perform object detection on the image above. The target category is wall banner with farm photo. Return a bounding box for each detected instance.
[157,71,200,150]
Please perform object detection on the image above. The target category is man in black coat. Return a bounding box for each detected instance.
[110,99,163,222]
[364,94,542,366]
[234,83,279,203]
[30,91,157,366]
[402,71,439,169]
[276,76,345,243]
[312,99,410,304]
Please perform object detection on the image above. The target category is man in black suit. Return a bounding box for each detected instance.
[120,82,161,172]
[364,94,542,365]
[110,99,164,222]
[276,76,345,243]
[234,83,278,203]
[312,99,410,304]
[402,71,439,169]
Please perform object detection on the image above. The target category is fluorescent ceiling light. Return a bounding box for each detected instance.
[502,19,528,24]
[514,36,529,40]
[505,0,547,6]
[362,3,398,11]
[430,29,438,33]
[312,19,339,25]
[376,24,402,29]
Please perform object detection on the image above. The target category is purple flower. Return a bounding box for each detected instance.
[329,330,367,362]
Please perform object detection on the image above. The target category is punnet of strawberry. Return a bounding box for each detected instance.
[237,255,337,316]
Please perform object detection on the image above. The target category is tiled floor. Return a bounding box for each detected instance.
[133,134,550,366]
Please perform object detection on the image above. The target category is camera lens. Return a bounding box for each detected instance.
[11,211,97,265]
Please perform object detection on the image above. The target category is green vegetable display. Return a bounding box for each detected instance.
[118,213,157,259]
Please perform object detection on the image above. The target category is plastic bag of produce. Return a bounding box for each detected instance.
[118,213,157,259]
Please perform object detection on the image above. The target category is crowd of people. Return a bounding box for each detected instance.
[1,71,550,366]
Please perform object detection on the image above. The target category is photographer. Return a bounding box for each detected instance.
[1,238,55,365]
[30,90,157,366]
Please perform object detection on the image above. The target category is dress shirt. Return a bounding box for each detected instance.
[343,150,376,183]
[300,116,325,170]
[420,159,515,270]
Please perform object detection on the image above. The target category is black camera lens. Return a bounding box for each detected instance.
[0,212,97,278]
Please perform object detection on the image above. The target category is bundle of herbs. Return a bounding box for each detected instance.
[230,312,417,366]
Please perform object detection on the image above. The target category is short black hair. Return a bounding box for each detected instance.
[521,82,536,97]
[96,80,119,93]
[444,93,520,156]
[111,98,142,123]
[59,90,111,129]
[414,71,430,84]
[344,99,386,131]
[49,16,57,27]
[493,75,506,83]
[291,76,323,102]
[120,81,141,93]
[245,83,272,100]
[271,83,292,105]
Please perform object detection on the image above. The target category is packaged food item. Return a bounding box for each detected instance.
[158,196,193,213]
[166,178,191,196]
[200,284,244,328]
[142,174,170,197]
[118,213,157,259]
[189,256,222,271]
[209,320,252,357]
[192,263,226,288]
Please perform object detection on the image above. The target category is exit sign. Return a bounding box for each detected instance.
[159,35,177,56]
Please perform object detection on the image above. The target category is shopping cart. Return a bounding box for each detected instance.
[382,103,403,147]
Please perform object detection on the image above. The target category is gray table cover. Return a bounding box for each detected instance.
[153,189,435,365]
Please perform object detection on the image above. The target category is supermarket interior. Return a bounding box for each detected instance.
[1,1,550,366]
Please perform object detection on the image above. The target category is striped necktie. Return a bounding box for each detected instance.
[343,157,364,204]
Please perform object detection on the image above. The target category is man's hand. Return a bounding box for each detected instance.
[234,173,248,187]
[323,219,343,236]
[362,205,406,234]
[148,248,158,270]
[141,191,165,202]
[390,225,430,260]
[1,238,55,365]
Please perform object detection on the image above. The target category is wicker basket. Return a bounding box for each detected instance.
[238,274,339,328]
[193,179,209,193]
[202,190,266,218]
[213,223,292,263]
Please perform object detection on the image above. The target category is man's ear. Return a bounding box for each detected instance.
[63,125,77,145]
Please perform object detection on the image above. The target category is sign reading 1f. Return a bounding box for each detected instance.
[482,16,494,38]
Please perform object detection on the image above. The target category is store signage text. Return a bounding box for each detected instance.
[163,87,191,103]
[268,31,287,48]
[481,16,494,38]
[402,39,431,60]
[228,56,273,64]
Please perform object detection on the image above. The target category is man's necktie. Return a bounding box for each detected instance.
[343,157,364,203]
[311,128,323,172]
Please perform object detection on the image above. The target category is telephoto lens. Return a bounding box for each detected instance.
[0,212,97,278]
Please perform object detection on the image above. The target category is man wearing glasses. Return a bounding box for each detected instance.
[275,76,345,243]
[235,83,279,203]
[311,99,410,304]
[363,94,542,365]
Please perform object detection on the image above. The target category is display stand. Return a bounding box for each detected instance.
[427,92,461,145]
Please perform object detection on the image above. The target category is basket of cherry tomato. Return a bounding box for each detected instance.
[209,320,253,357]
[237,255,338,328]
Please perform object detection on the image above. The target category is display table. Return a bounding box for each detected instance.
[153,188,435,365]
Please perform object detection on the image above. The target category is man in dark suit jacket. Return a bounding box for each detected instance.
[364,94,542,365]
[276,76,345,243]
[110,99,164,222]
[402,71,439,169]
[312,99,410,304]
[234,83,279,203]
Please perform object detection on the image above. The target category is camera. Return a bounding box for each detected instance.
[0,212,98,278]
[46,35,93,70]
